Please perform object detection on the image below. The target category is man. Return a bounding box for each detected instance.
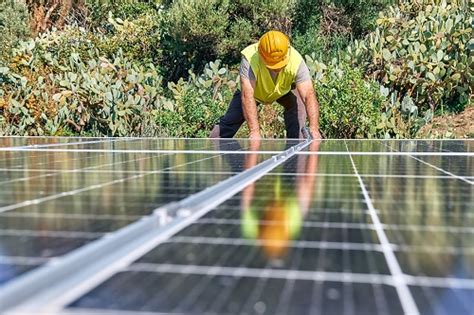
[210,30,321,139]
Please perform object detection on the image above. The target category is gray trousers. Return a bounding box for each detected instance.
[218,89,307,138]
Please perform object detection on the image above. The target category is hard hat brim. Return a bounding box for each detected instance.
[259,47,290,70]
[264,56,289,70]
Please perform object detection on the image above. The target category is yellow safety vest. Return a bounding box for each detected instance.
[241,43,303,104]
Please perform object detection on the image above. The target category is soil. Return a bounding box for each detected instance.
[417,106,474,139]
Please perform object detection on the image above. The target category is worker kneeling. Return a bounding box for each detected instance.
[210,30,321,139]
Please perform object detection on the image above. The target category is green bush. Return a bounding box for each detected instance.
[220,0,296,66]
[2,0,469,139]
[292,0,396,63]
[342,0,397,36]
[155,60,238,137]
[346,0,472,113]
[307,58,386,138]
[0,36,165,136]
[229,0,295,33]
[4,11,162,77]
[0,14,240,138]
[160,0,296,82]
[160,0,230,81]
[0,0,30,61]
[86,0,162,31]
[100,12,162,65]
[292,18,350,64]
[104,1,156,18]
[0,34,239,137]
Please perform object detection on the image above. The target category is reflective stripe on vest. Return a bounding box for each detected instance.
[241,43,303,104]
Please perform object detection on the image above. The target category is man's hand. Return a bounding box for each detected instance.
[249,130,262,139]
[310,127,322,139]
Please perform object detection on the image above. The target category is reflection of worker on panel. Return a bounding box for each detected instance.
[240,139,321,258]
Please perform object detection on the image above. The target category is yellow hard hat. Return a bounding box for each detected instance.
[259,200,290,258]
[258,30,290,70]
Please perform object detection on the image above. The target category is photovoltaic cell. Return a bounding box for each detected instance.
[69,272,404,315]
[0,137,472,315]
[0,138,261,286]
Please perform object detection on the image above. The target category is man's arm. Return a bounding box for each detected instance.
[296,139,320,216]
[241,77,261,139]
[241,138,261,211]
[296,80,321,139]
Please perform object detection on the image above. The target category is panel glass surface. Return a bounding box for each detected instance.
[0,138,472,315]
[363,176,473,282]
[68,140,472,315]
[70,272,403,315]
[0,138,304,153]
[298,139,474,153]
[352,154,468,176]
[69,154,397,313]
[413,155,474,178]
[384,139,474,153]
[0,138,279,286]
[409,286,472,314]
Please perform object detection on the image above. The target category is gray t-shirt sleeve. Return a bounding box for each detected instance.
[295,60,311,84]
[239,57,256,81]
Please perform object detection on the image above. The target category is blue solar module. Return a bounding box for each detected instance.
[0,137,472,315]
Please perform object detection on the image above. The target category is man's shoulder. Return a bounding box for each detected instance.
[241,43,259,56]
[240,57,256,81]
[290,46,304,62]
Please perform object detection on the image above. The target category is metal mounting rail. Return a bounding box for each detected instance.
[0,138,312,314]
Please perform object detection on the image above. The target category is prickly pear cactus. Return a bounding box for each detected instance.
[346,0,472,112]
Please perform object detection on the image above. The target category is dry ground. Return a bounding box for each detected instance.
[417,106,474,139]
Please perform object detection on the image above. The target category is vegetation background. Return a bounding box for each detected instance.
[0,0,472,138]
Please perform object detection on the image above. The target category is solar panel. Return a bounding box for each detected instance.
[0,137,472,315]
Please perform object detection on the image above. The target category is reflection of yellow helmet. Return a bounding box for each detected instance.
[259,200,291,258]
[241,178,302,258]
[258,30,290,69]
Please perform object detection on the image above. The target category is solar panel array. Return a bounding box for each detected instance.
[0,137,472,315]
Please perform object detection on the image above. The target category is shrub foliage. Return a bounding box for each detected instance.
[0,1,31,60]
[0,0,471,138]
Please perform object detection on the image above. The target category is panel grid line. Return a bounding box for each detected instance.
[167,236,474,254]
[192,218,474,233]
[2,147,473,156]
[0,154,223,214]
[0,229,103,238]
[0,138,127,150]
[123,263,474,289]
[169,236,385,251]
[0,137,246,185]
[344,140,419,315]
[3,168,473,180]
[195,218,376,229]
[409,155,473,185]
[378,141,474,185]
